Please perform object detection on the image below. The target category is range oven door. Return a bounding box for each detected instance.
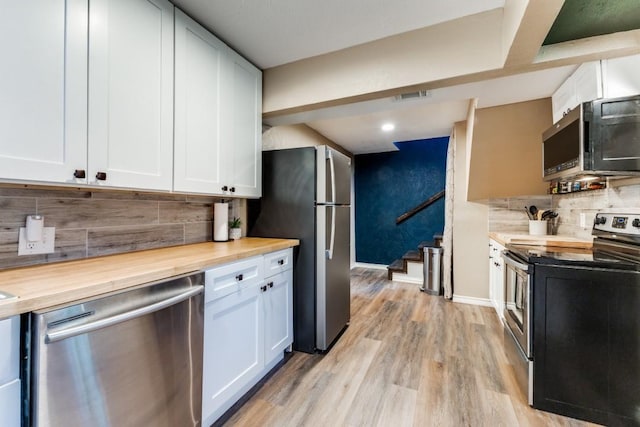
[502,251,532,358]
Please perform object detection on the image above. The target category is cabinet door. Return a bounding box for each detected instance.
[573,61,602,105]
[488,239,505,319]
[0,317,19,385]
[0,379,20,427]
[174,9,226,195]
[602,54,640,98]
[223,51,262,198]
[88,0,174,191]
[0,0,87,184]
[263,270,293,364]
[551,73,577,124]
[202,285,264,424]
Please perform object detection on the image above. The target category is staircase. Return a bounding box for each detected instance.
[387,234,443,284]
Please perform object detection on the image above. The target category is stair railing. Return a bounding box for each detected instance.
[395,189,445,225]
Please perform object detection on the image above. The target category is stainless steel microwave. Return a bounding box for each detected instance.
[542,94,640,181]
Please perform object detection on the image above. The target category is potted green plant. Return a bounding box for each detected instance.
[229,217,242,240]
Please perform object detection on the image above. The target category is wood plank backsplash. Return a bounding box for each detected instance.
[488,180,640,239]
[0,186,237,270]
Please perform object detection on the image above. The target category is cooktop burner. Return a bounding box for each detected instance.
[506,212,640,271]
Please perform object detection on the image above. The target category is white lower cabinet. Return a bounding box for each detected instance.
[488,239,505,319]
[202,284,264,425]
[202,249,293,426]
[263,270,294,365]
[0,316,20,427]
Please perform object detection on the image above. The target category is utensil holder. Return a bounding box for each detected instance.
[529,220,548,236]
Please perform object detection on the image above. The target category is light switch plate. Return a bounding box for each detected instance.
[18,227,56,255]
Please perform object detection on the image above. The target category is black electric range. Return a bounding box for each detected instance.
[503,212,640,426]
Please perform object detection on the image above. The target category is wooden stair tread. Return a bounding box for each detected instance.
[387,259,405,272]
[402,250,421,262]
[418,241,434,250]
[388,234,443,281]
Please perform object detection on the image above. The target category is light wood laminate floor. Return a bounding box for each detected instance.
[223,268,597,427]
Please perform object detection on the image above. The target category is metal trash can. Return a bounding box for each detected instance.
[420,246,443,295]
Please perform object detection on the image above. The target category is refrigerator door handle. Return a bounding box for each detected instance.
[326,205,336,260]
[328,149,336,204]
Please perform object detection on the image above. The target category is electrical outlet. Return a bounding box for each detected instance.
[579,213,587,229]
[18,227,56,255]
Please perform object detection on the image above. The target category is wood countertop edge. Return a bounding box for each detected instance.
[0,238,299,319]
[488,232,593,248]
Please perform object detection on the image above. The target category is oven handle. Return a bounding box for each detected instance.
[45,285,204,344]
[501,251,530,270]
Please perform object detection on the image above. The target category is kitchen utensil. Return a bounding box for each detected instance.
[525,207,534,220]
[529,206,538,219]
[541,210,558,219]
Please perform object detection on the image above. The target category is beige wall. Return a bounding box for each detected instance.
[262,124,352,157]
[467,98,552,201]
[263,9,503,115]
[452,122,490,300]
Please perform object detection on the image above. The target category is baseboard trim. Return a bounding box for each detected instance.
[390,274,423,285]
[352,262,388,270]
[452,295,493,307]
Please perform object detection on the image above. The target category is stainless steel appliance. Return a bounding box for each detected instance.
[542,94,640,181]
[30,272,204,427]
[502,212,640,425]
[248,146,351,352]
[501,251,532,404]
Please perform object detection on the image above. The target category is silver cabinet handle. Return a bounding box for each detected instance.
[45,285,204,343]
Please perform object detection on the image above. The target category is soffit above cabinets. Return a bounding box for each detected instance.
[170,0,505,69]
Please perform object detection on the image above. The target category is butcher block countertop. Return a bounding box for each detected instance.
[489,232,593,249]
[0,238,299,319]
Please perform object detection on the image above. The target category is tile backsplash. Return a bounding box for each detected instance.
[0,186,232,270]
[488,195,552,233]
[488,179,640,239]
[553,180,640,239]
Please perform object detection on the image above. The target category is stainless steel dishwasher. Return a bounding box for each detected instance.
[30,272,204,427]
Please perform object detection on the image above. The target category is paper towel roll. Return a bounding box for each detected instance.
[213,203,229,241]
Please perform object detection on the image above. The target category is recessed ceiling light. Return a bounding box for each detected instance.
[381,123,395,132]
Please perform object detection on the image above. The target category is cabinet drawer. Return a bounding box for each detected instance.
[205,256,263,303]
[0,379,20,427]
[263,249,293,278]
[0,317,19,385]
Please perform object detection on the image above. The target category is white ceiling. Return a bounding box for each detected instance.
[172,0,581,154]
[172,0,505,69]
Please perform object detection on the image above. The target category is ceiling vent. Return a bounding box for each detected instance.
[394,90,431,101]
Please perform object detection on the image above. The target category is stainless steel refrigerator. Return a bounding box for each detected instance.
[248,146,351,353]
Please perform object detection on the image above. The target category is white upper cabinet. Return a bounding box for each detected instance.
[174,10,226,194]
[175,12,262,197]
[0,2,261,196]
[88,0,174,191]
[602,54,640,99]
[551,61,602,124]
[0,0,87,184]
[552,55,640,124]
[221,51,263,198]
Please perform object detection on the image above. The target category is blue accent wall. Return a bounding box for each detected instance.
[354,137,449,265]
